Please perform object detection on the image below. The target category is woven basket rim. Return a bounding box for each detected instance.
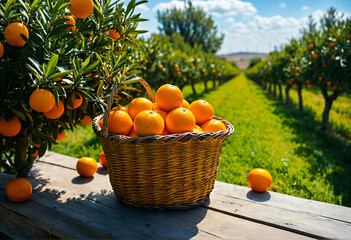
[92,114,234,143]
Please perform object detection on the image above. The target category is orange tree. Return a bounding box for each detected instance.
[0,0,147,177]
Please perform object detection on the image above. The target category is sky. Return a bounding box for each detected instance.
[134,0,351,54]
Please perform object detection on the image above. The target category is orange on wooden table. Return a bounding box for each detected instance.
[201,119,226,132]
[127,97,154,120]
[134,110,164,136]
[6,178,32,202]
[29,89,55,112]
[0,116,21,137]
[4,22,29,46]
[43,100,65,119]
[65,16,76,31]
[80,115,92,126]
[109,29,121,39]
[67,92,83,109]
[155,84,183,111]
[76,157,98,177]
[108,110,133,135]
[189,100,214,124]
[247,168,272,192]
[69,0,94,18]
[166,107,196,134]
[99,151,108,169]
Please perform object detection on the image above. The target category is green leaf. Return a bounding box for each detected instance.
[11,109,26,121]
[126,0,136,18]
[30,0,41,11]
[5,0,16,14]
[48,70,74,80]
[122,76,141,84]
[82,60,101,75]
[46,55,59,77]
[97,80,104,97]
[54,88,60,107]
[28,57,43,74]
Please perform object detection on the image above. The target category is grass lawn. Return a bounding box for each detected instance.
[52,73,351,206]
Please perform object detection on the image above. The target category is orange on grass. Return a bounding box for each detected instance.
[65,16,76,31]
[247,168,272,192]
[201,119,226,133]
[0,116,21,137]
[108,110,133,135]
[4,22,29,46]
[43,100,64,119]
[0,42,4,58]
[166,107,196,134]
[29,89,55,112]
[76,157,98,177]
[69,0,94,18]
[109,29,121,40]
[112,105,127,112]
[99,151,108,169]
[56,131,65,141]
[127,97,154,120]
[67,92,83,109]
[6,178,32,202]
[133,110,164,136]
[155,109,168,122]
[155,84,183,111]
[80,115,92,126]
[189,100,214,124]
[181,99,190,109]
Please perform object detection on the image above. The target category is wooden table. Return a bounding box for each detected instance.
[1,151,350,239]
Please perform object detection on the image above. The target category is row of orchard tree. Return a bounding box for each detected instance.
[246,8,351,131]
[0,0,238,177]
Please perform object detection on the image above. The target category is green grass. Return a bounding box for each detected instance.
[52,73,351,206]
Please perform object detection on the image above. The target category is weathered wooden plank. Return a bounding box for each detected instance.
[0,157,313,240]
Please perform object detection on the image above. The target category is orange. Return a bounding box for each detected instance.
[158,65,164,70]
[181,99,190,109]
[109,29,121,39]
[80,115,92,126]
[112,105,127,112]
[0,116,21,137]
[329,41,335,48]
[128,127,138,137]
[287,80,292,85]
[32,141,40,148]
[195,125,203,132]
[323,63,326,68]
[56,131,65,141]
[307,84,314,89]
[108,110,133,135]
[331,54,335,61]
[155,84,183,111]
[189,100,214,124]
[87,72,93,77]
[277,79,282,84]
[99,151,108,169]
[326,81,332,86]
[67,92,83,109]
[127,97,154,120]
[6,178,32,202]
[201,119,226,132]
[193,128,202,133]
[318,76,323,81]
[166,107,196,134]
[43,100,64,119]
[65,16,76,31]
[293,84,298,89]
[133,110,164,136]
[332,86,337,91]
[312,53,318,59]
[305,80,310,84]
[295,66,300,71]
[155,109,168,122]
[69,0,94,18]
[76,157,98,177]
[247,168,272,192]
[308,43,314,50]
[52,77,61,82]
[29,89,55,112]
[272,186,279,192]
[0,42,4,58]
[348,33,351,39]
[202,69,206,73]
[4,22,29,46]
[32,150,39,158]
[161,128,169,135]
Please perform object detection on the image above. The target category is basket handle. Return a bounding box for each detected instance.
[101,77,154,138]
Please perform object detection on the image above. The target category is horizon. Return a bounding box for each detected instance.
[135,0,351,54]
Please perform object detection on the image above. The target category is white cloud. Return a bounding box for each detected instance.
[280,2,286,8]
[302,6,309,11]
[153,0,257,17]
[136,4,150,13]
[225,17,235,24]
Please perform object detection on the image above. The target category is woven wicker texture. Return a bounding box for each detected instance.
[93,114,234,209]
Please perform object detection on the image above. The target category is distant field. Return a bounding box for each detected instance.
[221,53,268,70]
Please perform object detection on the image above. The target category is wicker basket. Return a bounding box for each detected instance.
[93,80,234,209]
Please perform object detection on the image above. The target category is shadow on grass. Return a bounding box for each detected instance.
[260,85,351,207]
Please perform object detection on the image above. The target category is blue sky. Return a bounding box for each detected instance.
[135,0,351,54]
